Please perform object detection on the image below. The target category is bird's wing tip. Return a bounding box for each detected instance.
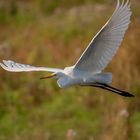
[0,61,9,71]
[0,60,16,72]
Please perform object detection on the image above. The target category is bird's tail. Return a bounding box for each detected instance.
[95,72,112,85]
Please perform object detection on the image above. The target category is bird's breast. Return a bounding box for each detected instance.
[57,76,81,88]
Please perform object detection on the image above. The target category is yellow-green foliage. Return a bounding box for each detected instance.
[0,0,140,140]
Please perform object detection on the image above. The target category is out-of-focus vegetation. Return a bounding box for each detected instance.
[0,0,140,140]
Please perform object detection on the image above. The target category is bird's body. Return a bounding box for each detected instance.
[0,0,134,97]
[56,66,112,88]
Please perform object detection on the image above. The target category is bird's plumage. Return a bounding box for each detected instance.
[74,0,131,73]
[0,60,62,73]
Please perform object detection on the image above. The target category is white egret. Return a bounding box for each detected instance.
[0,0,134,97]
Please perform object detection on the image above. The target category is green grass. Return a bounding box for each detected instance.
[0,87,103,140]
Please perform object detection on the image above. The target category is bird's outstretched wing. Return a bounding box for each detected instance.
[74,0,131,73]
[0,60,62,73]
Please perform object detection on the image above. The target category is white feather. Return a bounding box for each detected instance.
[0,60,62,73]
[74,0,131,73]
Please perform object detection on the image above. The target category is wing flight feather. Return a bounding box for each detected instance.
[0,60,62,73]
[74,0,131,73]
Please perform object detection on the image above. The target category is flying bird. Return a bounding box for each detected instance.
[0,0,134,97]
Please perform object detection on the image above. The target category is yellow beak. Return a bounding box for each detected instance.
[40,73,56,79]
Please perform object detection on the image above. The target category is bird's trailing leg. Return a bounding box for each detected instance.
[89,83,134,97]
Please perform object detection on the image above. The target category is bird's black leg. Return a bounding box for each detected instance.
[89,83,134,97]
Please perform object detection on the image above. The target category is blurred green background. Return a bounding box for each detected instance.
[0,0,140,140]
